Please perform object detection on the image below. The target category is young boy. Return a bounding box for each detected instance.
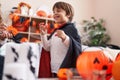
[39,1,82,77]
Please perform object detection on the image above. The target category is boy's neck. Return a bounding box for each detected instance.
[57,21,70,26]
[56,22,70,29]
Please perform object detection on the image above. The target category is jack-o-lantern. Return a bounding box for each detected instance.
[112,52,120,80]
[76,51,113,80]
[112,60,120,80]
[57,68,73,80]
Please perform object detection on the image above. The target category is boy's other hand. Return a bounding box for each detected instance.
[55,30,66,42]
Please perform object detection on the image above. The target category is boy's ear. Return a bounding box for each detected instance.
[67,14,71,18]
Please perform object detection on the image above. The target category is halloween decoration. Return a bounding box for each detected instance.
[112,60,120,80]
[18,2,31,15]
[6,26,18,36]
[20,37,28,42]
[12,18,30,32]
[35,5,53,18]
[57,68,73,80]
[76,51,113,80]
[36,10,47,17]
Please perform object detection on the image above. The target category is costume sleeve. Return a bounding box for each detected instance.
[60,23,82,68]
[41,34,50,51]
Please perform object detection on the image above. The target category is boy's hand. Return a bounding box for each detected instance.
[55,30,66,42]
[38,22,47,35]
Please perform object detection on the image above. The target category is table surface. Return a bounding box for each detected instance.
[38,76,83,80]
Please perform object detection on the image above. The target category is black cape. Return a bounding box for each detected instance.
[48,22,82,68]
[59,22,82,68]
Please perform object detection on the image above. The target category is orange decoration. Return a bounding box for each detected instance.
[32,20,37,27]
[20,37,28,42]
[18,2,31,9]
[35,30,40,33]
[13,22,27,32]
[57,68,73,80]
[12,18,30,32]
[34,40,41,43]
[23,19,30,27]
[76,51,113,80]
[48,14,53,18]
[36,10,47,17]
[115,53,120,61]
[13,15,20,22]
[46,23,59,34]
[6,26,18,36]
[112,60,120,80]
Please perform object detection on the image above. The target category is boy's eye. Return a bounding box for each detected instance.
[53,10,60,14]
[57,9,62,12]
[53,8,62,13]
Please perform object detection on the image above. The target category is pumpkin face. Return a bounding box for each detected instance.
[76,51,113,80]
[57,68,73,80]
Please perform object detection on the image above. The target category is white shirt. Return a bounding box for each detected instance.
[41,32,70,73]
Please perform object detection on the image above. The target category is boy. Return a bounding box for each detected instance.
[39,1,82,77]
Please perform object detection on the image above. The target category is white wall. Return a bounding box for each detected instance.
[94,0,120,46]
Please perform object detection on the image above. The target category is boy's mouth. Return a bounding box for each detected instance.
[54,15,60,20]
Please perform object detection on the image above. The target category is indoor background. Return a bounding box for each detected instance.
[1,0,120,46]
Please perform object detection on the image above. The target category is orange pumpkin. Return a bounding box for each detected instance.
[20,37,28,42]
[47,14,53,18]
[57,68,73,80]
[112,60,120,80]
[36,10,47,17]
[76,51,113,80]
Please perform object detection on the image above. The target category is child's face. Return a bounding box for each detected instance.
[53,8,70,24]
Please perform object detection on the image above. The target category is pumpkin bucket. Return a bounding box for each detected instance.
[76,50,113,80]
